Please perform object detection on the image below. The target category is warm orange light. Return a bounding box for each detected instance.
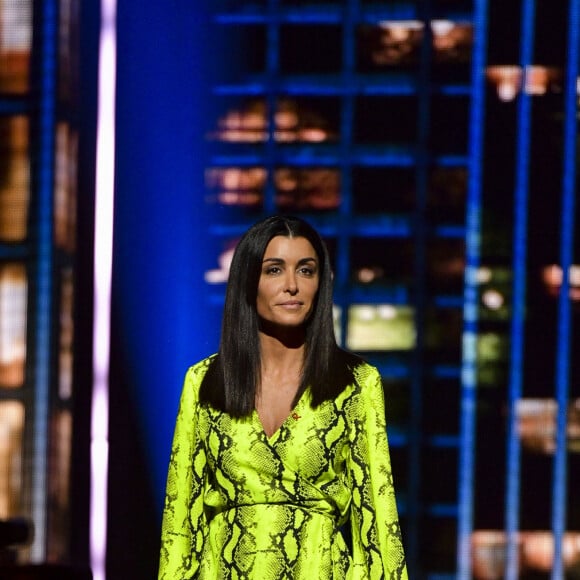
[486,66,563,101]
[212,99,333,143]
[486,66,522,102]
[541,264,580,301]
[472,530,580,578]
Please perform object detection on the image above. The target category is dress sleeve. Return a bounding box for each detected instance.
[348,364,408,580]
[158,364,208,579]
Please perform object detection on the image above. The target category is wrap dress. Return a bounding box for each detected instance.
[159,356,407,579]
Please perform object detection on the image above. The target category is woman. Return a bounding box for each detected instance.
[159,216,407,579]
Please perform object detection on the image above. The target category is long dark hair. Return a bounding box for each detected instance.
[200,215,362,416]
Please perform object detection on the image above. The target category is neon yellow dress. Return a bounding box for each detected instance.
[159,356,407,579]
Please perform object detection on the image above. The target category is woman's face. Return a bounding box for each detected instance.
[256,235,320,329]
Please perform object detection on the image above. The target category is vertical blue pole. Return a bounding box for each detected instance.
[504,2,536,578]
[457,0,488,577]
[264,0,280,215]
[336,0,356,344]
[31,0,58,562]
[551,1,579,578]
[405,4,432,575]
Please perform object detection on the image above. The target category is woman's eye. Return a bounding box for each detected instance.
[299,267,315,276]
[265,266,281,275]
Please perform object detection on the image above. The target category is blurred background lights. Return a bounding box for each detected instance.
[377,304,398,319]
[476,266,493,284]
[486,65,564,102]
[212,99,334,144]
[204,246,235,285]
[482,288,505,310]
[542,263,580,300]
[357,266,385,284]
[347,305,416,351]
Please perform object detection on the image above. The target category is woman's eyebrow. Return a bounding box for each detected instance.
[262,257,284,264]
[262,256,318,264]
[262,257,318,264]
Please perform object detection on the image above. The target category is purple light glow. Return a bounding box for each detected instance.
[90,0,116,578]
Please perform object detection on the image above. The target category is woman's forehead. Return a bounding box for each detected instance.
[263,236,317,259]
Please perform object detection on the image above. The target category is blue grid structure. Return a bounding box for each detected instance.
[211,2,479,578]
[498,2,579,579]
[208,1,578,577]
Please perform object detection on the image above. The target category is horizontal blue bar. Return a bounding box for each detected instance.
[0,244,29,260]
[215,6,473,25]
[433,295,463,308]
[435,85,472,97]
[210,148,468,169]
[354,147,417,166]
[360,432,460,450]
[210,149,416,167]
[386,427,408,447]
[208,214,414,237]
[0,99,30,114]
[431,365,461,379]
[361,7,473,24]
[344,285,410,304]
[428,435,460,448]
[373,361,411,379]
[427,503,459,517]
[208,153,337,166]
[213,76,471,97]
[435,154,470,167]
[348,215,413,236]
[215,6,344,25]
[433,225,466,238]
[386,434,461,451]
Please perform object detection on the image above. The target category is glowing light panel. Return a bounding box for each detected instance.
[90,0,116,578]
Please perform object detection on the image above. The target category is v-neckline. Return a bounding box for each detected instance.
[254,389,308,444]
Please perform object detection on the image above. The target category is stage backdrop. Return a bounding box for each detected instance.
[110,1,224,576]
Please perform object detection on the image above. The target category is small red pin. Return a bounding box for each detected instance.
[291,412,301,420]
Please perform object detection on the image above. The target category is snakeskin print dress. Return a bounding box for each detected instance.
[159,356,407,579]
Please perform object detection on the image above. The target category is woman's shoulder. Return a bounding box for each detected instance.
[330,350,380,396]
[335,349,379,385]
[352,360,380,382]
[332,359,382,413]
[349,359,382,399]
[187,354,217,373]
[183,354,218,388]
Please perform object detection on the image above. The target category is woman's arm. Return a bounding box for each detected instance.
[159,364,208,579]
[348,364,408,579]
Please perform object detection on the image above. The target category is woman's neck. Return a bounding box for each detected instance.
[259,330,305,379]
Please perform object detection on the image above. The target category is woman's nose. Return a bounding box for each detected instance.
[285,272,298,294]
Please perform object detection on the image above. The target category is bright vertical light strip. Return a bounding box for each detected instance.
[31,0,57,562]
[457,0,488,577]
[91,0,116,578]
[551,1,579,578]
[504,2,535,578]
